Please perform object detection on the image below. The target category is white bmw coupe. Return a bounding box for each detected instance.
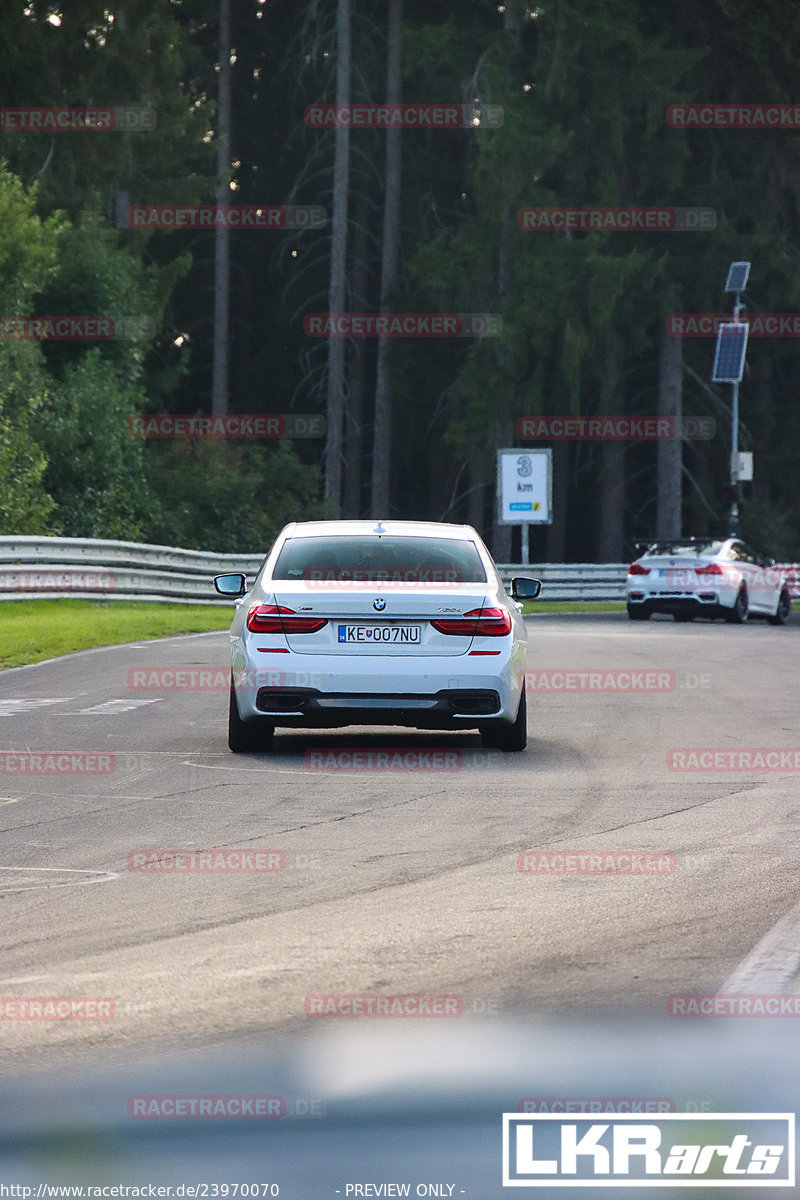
[626,537,791,625]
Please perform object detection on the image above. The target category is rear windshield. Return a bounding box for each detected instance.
[271,535,488,583]
[644,541,723,557]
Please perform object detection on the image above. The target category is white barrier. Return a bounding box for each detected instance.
[0,536,797,604]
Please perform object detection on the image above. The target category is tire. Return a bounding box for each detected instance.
[228,676,274,752]
[673,613,694,622]
[627,604,651,621]
[767,589,792,626]
[724,586,749,624]
[481,688,527,752]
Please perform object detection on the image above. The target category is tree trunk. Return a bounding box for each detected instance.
[489,0,521,561]
[597,356,625,561]
[323,0,352,509]
[212,0,231,416]
[370,0,402,518]
[657,329,683,539]
[597,442,625,560]
[342,193,370,517]
[546,441,568,561]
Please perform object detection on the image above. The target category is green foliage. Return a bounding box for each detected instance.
[740,498,800,564]
[1,1,800,558]
[0,600,232,671]
[141,439,324,554]
[0,415,54,534]
[32,351,153,541]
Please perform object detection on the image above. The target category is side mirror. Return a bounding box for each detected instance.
[760,556,776,568]
[214,572,247,597]
[511,577,542,601]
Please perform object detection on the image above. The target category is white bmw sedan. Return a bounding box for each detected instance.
[626,538,791,624]
[214,520,542,753]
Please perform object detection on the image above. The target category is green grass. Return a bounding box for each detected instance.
[522,600,626,615]
[0,599,233,670]
[0,596,624,671]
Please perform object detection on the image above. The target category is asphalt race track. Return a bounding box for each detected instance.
[1,612,799,1071]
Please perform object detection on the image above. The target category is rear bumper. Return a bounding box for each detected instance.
[231,642,524,727]
[626,592,727,615]
[251,687,501,728]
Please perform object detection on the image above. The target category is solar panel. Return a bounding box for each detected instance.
[724,261,750,293]
[712,322,749,382]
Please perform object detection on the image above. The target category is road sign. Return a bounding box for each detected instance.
[497,449,552,524]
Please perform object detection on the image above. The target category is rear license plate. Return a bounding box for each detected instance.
[338,624,421,644]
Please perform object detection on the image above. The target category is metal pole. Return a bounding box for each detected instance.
[729,289,742,537]
[520,523,529,565]
[730,379,739,537]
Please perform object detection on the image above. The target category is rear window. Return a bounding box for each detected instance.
[644,541,723,557]
[271,535,488,583]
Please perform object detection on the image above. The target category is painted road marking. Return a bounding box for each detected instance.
[73,698,164,715]
[0,866,119,894]
[719,895,800,994]
[0,698,72,716]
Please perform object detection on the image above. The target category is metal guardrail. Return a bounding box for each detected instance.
[0,536,797,603]
[0,536,264,604]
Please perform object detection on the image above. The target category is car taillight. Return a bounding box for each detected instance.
[695,563,723,576]
[628,562,650,576]
[431,607,512,637]
[246,604,326,634]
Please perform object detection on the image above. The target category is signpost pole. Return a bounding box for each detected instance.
[729,285,742,537]
[520,523,529,565]
[730,377,739,537]
[713,262,751,539]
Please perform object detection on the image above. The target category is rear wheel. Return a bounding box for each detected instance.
[767,589,791,626]
[228,676,274,752]
[481,689,527,752]
[626,604,651,621]
[724,586,749,624]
